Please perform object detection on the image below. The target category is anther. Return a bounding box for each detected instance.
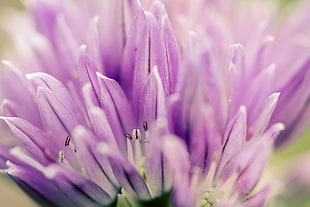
[65,136,71,146]
[125,133,133,140]
[132,129,142,140]
[143,121,148,132]
[58,150,65,162]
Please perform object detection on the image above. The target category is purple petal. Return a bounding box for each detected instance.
[0,117,53,164]
[220,138,272,196]
[189,103,222,174]
[82,83,118,146]
[9,146,114,206]
[35,86,89,169]
[139,67,166,124]
[36,86,80,134]
[72,126,119,195]
[52,15,80,78]
[43,164,114,206]
[145,120,173,196]
[121,3,179,101]
[24,0,60,42]
[219,106,247,170]
[97,73,135,153]
[0,61,41,127]
[78,45,101,106]
[120,10,156,102]
[28,72,86,133]
[6,161,76,207]
[162,135,193,207]
[271,56,310,146]
[95,0,140,79]
[98,143,151,200]
[244,64,276,126]
[242,185,271,207]
[249,93,280,138]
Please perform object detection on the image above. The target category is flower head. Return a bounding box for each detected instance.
[0,0,310,207]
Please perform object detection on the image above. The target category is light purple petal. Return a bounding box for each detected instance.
[94,0,140,79]
[98,143,151,200]
[27,72,86,133]
[220,138,272,196]
[242,185,271,207]
[163,135,193,207]
[145,120,173,197]
[219,106,247,170]
[72,125,119,195]
[0,61,41,127]
[0,117,53,164]
[189,103,222,174]
[6,161,77,207]
[82,83,118,147]
[43,164,114,206]
[249,93,280,138]
[271,56,310,146]
[139,66,166,124]
[121,2,179,101]
[78,45,101,106]
[97,73,135,153]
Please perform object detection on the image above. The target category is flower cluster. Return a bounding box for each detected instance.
[0,0,310,207]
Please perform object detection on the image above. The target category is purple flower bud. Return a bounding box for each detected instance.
[0,0,310,206]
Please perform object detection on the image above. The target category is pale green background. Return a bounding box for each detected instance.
[0,1,39,207]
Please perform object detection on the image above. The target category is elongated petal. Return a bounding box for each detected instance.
[0,61,41,126]
[28,72,86,133]
[220,138,272,196]
[82,83,118,146]
[271,56,310,146]
[95,0,140,79]
[98,143,151,200]
[219,106,247,171]
[0,117,53,164]
[9,146,114,206]
[78,45,101,106]
[139,66,166,123]
[97,73,135,153]
[72,125,119,195]
[44,164,114,206]
[145,119,173,197]
[242,186,271,207]
[6,161,77,207]
[164,136,193,207]
[36,86,79,135]
[121,10,157,101]
[189,103,222,174]
[121,2,179,101]
[249,93,280,138]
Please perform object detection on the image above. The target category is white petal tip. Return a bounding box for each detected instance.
[44,166,58,179]
[97,142,110,154]
[275,123,285,131]
[80,44,87,51]
[239,105,247,112]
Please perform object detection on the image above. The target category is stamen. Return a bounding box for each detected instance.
[143,121,148,132]
[125,133,133,140]
[65,136,71,146]
[58,150,65,162]
[132,129,142,140]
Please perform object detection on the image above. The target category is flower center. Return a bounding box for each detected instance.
[125,121,150,177]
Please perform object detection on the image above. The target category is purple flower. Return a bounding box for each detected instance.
[0,0,310,207]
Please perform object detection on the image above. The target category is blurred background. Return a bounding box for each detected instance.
[0,0,309,206]
[0,1,39,207]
